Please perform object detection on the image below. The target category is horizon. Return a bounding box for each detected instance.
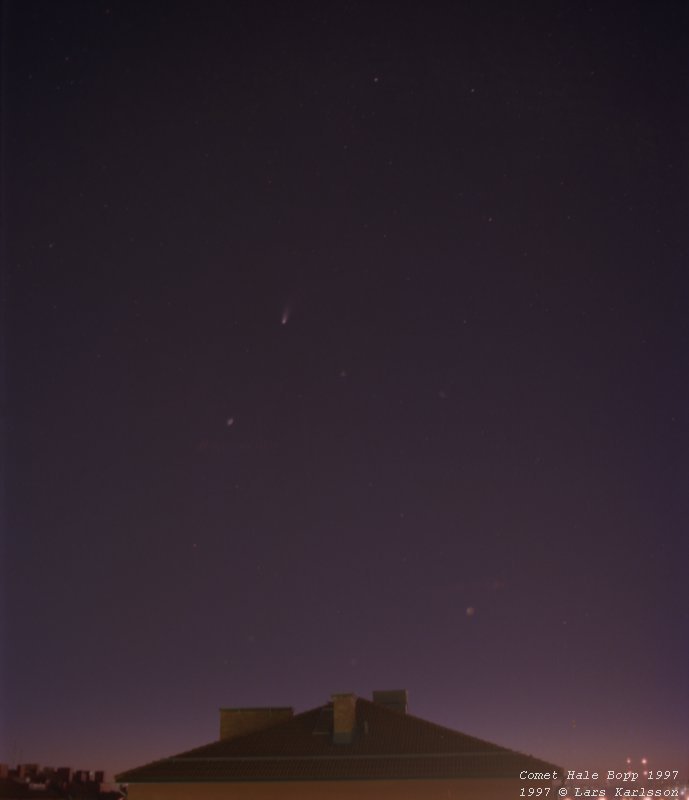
[5,686,689,782]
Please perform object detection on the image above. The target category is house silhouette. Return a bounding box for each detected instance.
[116,689,561,799]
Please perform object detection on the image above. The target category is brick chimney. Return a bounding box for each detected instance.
[331,693,357,744]
[372,689,408,713]
[219,706,293,741]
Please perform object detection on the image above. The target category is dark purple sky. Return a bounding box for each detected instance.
[2,0,688,781]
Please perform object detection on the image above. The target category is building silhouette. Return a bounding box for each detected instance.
[117,689,560,799]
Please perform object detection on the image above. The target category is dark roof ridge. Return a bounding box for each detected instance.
[171,751,537,762]
[219,706,292,712]
[173,704,321,758]
[356,696,554,765]
[355,696,512,753]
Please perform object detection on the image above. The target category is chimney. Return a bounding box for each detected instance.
[219,706,293,740]
[372,689,408,713]
[331,693,357,744]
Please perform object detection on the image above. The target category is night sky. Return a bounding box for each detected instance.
[2,0,688,782]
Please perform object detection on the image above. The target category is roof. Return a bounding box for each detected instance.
[116,696,561,783]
